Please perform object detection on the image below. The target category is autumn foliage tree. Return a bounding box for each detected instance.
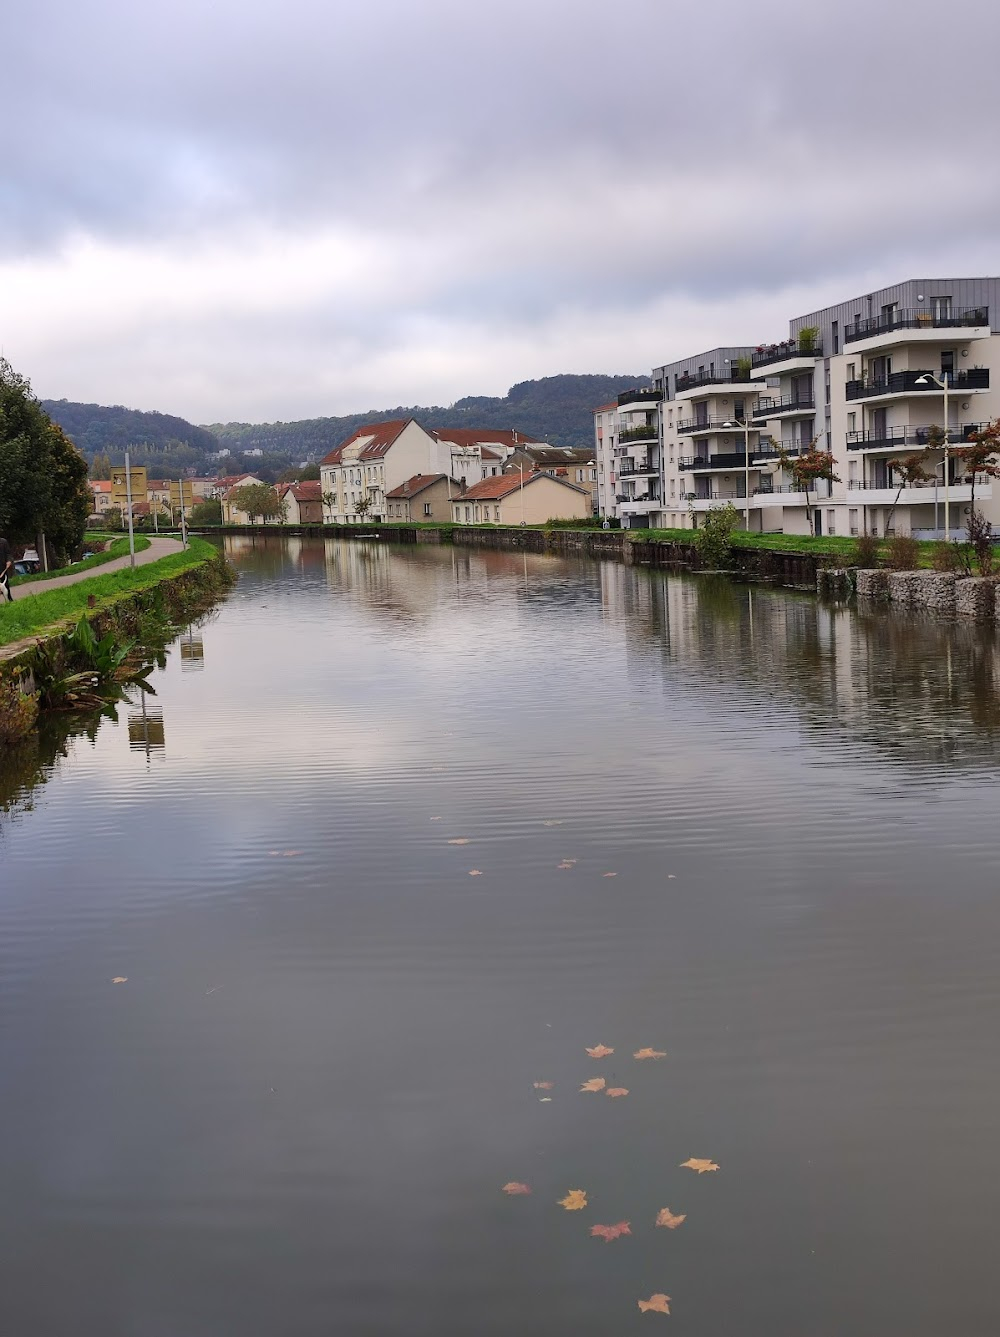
[952,420,1000,574]
[884,450,932,538]
[776,439,840,536]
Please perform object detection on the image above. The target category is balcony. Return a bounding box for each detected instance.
[845,368,989,401]
[672,369,753,401]
[617,388,661,407]
[618,459,658,477]
[844,306,989,345]
[845,480,992,507]
[748,336,818,369]
[752,393,816,420]
[846,422,988,451]
[676,416,733,435]
[617,424,658,444]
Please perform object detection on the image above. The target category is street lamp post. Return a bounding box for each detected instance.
[722,418,752,532]
[915,372,951,540]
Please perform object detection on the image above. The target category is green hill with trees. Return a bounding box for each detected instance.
[44,373,646,482]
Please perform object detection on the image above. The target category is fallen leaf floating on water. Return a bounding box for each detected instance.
[579,1077,606,1093]
[603,872,617,878]
[542,820,563,827]
[268,850,302,857]
[111,977,128,984]
[533,1081,554,1090]
[638,1294,671,1315]
[557,862,575,871]
[447,838,470,846]
[558,1189,588,1211]
[539,1097,552,1102]
[586,1044,614,1058]
[655,1207,687,1230]
[590,1220,631,1241]
[634,1048,667,1061]
[605,1087,629,1098]
[502,1182,532,1196]
[429,816,442,821]
[680,1158,719,1174]
[468,869,484,877]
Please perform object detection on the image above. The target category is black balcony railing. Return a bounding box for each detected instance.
[752,441,802,459]
[617,388,661,406]
[751,340,822,369]
[616,492,661,504]
[677,417,740,434]
[618,460,657,476]
[845,368,989,400]
[846,422,988,451]
[752,394,816,418]
[674,369,753,394]
[617,424,658,443]
[843,306,989,344]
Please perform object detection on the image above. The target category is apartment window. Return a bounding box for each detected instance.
[941,350,955,378]
[733,399,745,420]
[826,510,836,536]
[832,320,839,354]
[849,508,859,536]
[495,508,501,520]
[848,412,856,433]
[464,506,471,521]
[932,296,952,320]
[846,363,856,381]
[424,502,432,516]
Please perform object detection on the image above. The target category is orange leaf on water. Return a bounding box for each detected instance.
[680,1157,719,1174]
[590,1220,631,1241]
[633,1048,667,1061]
[533,1081,554,1090]
[579,1077,606,1093]
[111,977,128,984]
[447,838,470,845]
[655,1207,687,1230]
[586,1044,614,1058]
[468,869,483,876]
[602,872,617,878]
[558,1189,588,1211]
[638,1293,671,1315]
[502,1182,532,1195]
[605,1087,629,1098]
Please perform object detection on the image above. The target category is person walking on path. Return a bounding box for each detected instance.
[0,534,13,602]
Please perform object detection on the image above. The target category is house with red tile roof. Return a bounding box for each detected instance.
[384,474,461,523]
[276,480,323,525]
[88,479,113,516]
[451,471,590,527]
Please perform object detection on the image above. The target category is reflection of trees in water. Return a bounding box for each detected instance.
[603,564,1000,770]
[0,714,104,828]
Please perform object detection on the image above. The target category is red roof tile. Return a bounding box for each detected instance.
[459,472,587,501]
[320,419,413,465]
[385,473,449,500]
[432,428,541,449]
[594,402,617,413]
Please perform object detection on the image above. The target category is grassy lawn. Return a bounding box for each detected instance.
[0,538,218,649]
[15,534,153,586]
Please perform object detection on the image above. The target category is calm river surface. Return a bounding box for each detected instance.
[3,535,1000,1336]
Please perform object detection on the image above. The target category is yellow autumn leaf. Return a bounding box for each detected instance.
[605,1086,629,1098]
[633,1048,667,1060]
[655,1207,686,1229]
[558,1189,588,1211]
[638,1293,671,1315]
[468,869,484,876]
[585,1044,614,1058]
[680,1157,719,1174]
[579,1077,606,1093]
[111,976,128,984]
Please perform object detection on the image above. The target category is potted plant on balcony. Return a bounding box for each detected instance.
[736,356,752,379]
[796,326,819,354]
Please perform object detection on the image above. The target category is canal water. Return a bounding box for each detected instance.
[2,535,1000,1337]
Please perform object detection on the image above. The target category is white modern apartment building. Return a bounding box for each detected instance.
[593,387,661,526]
[595,277,1000,536]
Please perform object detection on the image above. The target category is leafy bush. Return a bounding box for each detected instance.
[190,499,222,526]
[0,676,39,743]
[695,503,740,568]
[850,533,881,568]
[930,541,963,573]
[886,534,919,570]
[966,509,996,576]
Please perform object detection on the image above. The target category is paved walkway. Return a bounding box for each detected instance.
[11,537,185,598]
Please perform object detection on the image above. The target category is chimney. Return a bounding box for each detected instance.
[460,477,467,494]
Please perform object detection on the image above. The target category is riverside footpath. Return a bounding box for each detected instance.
[12,537,184,598]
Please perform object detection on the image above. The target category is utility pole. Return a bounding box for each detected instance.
[125,451,136,567]
[179,479,189,549]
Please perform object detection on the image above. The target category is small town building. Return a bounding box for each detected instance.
[276,480,324,524]
[503,445,598,513]
[220,475,268,524]
[451,471,590,526]
[88,480,113,516]
[384,474,460,522]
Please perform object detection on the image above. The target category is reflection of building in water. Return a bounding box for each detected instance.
[128,691,165,758]
[179,630,205,671]
[598,561,1000,768]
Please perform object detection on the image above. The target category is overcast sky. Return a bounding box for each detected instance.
[4,0,1000,423]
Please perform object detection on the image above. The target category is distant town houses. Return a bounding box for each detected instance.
[595,274,1000,540]
[451,471,591,526]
